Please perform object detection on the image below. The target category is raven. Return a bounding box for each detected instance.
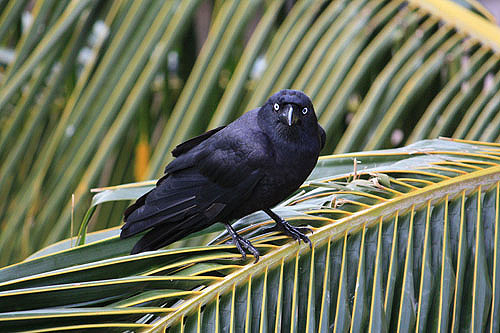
[121,89,325,262]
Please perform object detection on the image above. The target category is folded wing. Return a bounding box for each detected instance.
[120,125,268,254]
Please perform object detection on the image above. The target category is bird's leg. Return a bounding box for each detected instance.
[224,223,260,263]
[263,208,313,248]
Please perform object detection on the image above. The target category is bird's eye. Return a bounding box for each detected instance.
[274,103,280,111]
[302,107,308,115]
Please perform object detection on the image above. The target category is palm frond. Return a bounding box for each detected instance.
[1,138,499,331]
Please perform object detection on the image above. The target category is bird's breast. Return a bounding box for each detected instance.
[258,147,318,202]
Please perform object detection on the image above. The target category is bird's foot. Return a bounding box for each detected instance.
[265,219,313,248]
[225,224,260,263]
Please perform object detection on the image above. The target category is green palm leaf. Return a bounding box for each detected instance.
[1,138,499,331]
[1,0,500,266]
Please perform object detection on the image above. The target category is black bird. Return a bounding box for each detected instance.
[121,89,325,262]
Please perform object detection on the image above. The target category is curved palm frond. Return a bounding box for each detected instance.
[1,138,499,331]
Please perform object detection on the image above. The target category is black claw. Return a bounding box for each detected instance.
[233,239,247,260]
[262,209,313,248]
[225,223,260,263]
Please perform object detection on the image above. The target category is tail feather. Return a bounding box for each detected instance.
[124,190,151,219]
[121,203,197,239]
[121,199,199,238]
[125,195,197,224]
[121,168,230,254]
[124,170,206,223]
[130,213,206,254]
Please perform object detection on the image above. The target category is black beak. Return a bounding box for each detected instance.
[279,104,298,126]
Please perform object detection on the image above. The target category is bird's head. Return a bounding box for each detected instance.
[259,89,323,144]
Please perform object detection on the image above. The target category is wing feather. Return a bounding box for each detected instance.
[171,126,225,158]
[130,213,207,254]
[121,112,268,253]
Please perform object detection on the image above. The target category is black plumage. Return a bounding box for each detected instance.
[121,89,325,262]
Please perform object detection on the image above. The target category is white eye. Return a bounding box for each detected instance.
[274,103,279,111]
[302,107,308,115]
